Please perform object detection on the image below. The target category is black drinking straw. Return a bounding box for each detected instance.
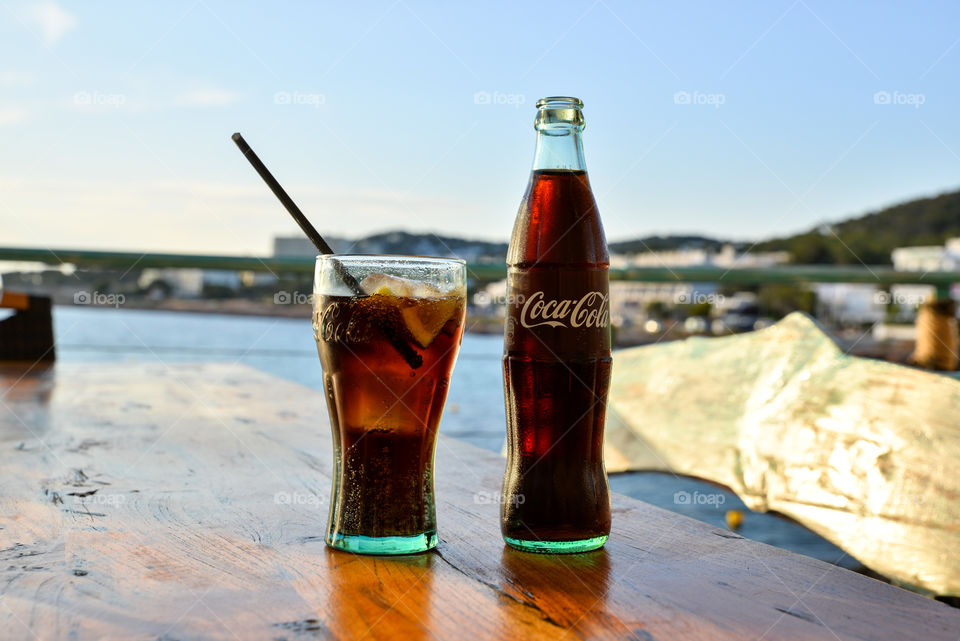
[231,132,422,369]
[232,133,339,258]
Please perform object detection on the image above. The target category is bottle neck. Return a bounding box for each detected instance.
[532,126,586,171]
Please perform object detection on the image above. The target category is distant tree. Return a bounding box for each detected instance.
[754,188,960,264]
[144,280,173,300]
[645,301,667,318]
[757,284,816,319]
[687,302,712,317]
[202,284,234,299]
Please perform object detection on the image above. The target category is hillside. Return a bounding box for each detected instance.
[311,187,960,265]
[328,231,508,262]
[319,232,741,261]
[754,188,960,264]
[607,235,737,254]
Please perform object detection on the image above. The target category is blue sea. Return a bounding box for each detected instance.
[53,306,857,568]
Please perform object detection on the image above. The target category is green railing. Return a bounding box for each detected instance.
[1,246,958,295]
[0,246,501,280]
[613,265,958,297]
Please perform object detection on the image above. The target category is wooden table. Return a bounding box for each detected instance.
[1,363,958,640]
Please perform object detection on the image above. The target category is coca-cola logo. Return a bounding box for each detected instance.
[519,291,609,329]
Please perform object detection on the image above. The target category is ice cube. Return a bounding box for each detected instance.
[410,281,443,299]
[360,273,415,297]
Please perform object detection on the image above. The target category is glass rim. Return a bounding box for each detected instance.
[536,96,583,109]
[315,254,466,267]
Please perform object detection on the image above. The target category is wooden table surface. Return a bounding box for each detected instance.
[1,363,958,641]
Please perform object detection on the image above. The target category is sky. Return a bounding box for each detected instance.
[1,0,959,255]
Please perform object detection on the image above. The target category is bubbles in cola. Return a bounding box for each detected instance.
[314,273,465,550]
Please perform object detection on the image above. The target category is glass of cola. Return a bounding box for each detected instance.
[313,255,466,555]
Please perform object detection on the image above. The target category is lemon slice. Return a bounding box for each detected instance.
[401,298,459,348]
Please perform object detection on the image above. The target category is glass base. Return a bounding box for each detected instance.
[503,534,608,554]
[326,531,437,556]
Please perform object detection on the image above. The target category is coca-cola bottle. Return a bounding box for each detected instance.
[501,96,612,553]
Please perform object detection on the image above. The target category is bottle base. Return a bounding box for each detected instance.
[503,534,608,554]
[326,531,437,556]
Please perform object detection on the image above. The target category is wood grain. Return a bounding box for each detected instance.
[1,362,957,640]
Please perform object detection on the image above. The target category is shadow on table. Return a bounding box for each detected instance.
[0,362,55,442]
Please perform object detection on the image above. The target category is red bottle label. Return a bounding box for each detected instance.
[504,267,611,358]
[519,290,609,329]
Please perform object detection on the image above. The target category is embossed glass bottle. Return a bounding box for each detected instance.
[501,97,612,553]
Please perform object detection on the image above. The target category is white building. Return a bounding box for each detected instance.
[609,244,790,270]
[274,236,319,258]
[814,283,886,324]
[712,245,791,269]
[138,268,275,298]
[139,268,205,298]
[607,281,719,328]
[818,238,960,324]
[612,248,712,268]
[891,239,960,272]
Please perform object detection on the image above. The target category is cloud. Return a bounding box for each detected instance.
[0,176,486,254]
[173,89,242,107]
[25,2,77,46]
[0,71,34,86]
[0,108,29,126]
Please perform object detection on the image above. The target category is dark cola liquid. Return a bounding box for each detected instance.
[502,169,612,550]
[315,293,464,540]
